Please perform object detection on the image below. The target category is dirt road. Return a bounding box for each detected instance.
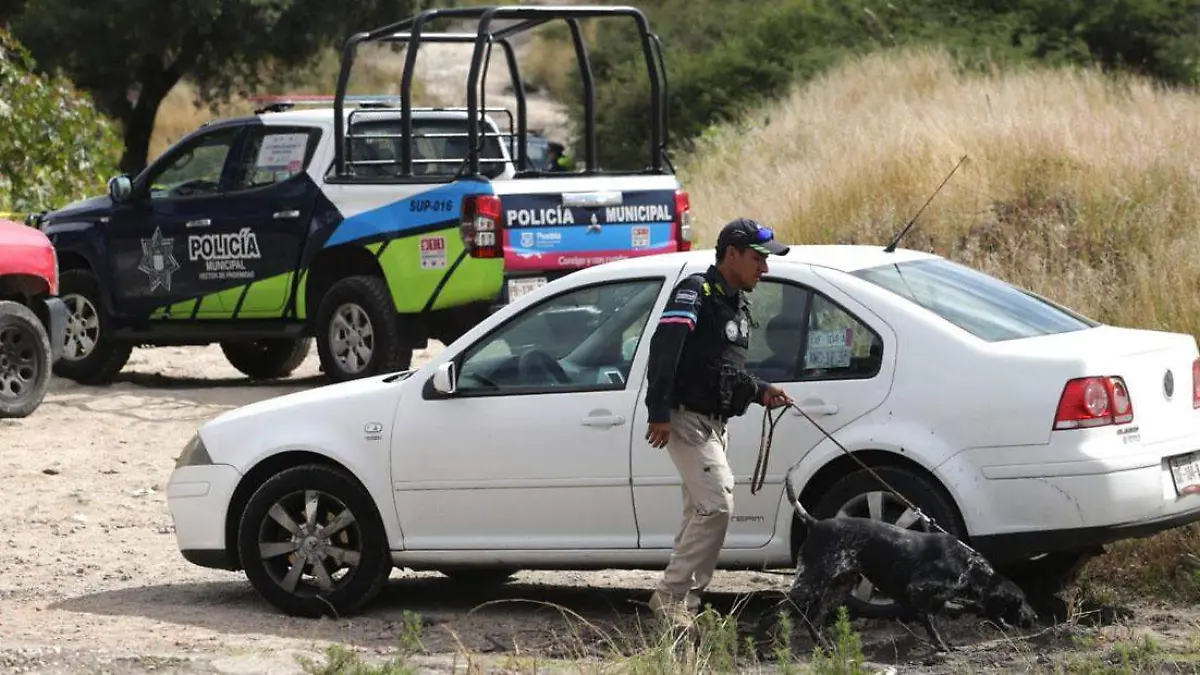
[3,345,1199,674]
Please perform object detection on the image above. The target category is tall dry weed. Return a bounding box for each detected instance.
[681,47,1200,338]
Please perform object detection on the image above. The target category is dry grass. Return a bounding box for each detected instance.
[681,46,1200,338]
[679,46,1200,599]
[149,44,432,162]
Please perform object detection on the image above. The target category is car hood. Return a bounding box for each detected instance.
[0,219,52,248]
[202,367,417,429]
[46,194,112,220]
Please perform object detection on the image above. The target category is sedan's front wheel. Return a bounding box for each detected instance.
[237,465,392,617]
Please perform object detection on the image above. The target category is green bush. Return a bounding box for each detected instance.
[0,27,121,214]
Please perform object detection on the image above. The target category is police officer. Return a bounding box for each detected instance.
[643,217,794,628]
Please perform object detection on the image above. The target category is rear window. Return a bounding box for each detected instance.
[852,258,1099,342]
[346,117,508,179]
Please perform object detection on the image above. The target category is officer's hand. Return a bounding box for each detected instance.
[762,384,793,409]
[646,422,671,449]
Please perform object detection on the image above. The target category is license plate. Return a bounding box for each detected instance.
[507,276,547,302]
[1168,451,1200,496]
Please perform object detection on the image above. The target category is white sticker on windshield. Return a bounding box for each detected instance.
[256,133,309,172]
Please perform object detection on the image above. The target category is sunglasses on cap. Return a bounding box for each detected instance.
[724,220,789,255]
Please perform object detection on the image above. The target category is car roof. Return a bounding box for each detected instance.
[254,108,491,127]
[574,244,940,281]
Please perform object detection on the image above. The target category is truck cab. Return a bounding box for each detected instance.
[34,4,691,385]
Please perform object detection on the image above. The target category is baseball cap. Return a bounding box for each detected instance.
[716,217,789,256]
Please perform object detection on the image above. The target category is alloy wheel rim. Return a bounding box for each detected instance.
[258,488,363,596]
[62,294,100,361]
[329,303,374,374]
[0,324,38,401]
[836,490,931,607]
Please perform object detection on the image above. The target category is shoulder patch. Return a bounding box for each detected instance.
[673,288,699,304]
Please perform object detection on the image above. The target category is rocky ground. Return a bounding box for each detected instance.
[2,344,1199,674]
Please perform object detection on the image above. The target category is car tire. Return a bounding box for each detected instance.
[0,301,52,418]
[315,275,412,383]
[237,464,392,618]
[220,338,311,380]
[439,567,519,585]
[809,464,967,620]
[53,269,132,384]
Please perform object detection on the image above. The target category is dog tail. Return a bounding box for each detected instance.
[784,473,817,526]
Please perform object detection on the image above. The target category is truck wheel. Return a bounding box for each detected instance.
[54,269,132,384]
[0,301,52,418]
[220,338,311,380]
[315,276,412,382]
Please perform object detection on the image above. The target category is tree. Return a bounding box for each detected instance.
[0,27,121,213]
[0,0,422,176]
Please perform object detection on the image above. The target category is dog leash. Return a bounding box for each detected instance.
[752,400,962,542]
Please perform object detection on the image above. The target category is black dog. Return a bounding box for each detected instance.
[757,476,1037,653]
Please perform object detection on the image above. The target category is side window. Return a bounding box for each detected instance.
[803,293,883,380]
[147,126,240,200]
[746,280,810,382]
[232,127,321,191]
[745,279,883,382]
[456,278,665,395]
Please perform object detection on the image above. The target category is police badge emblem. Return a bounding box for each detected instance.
[725,320,738,341]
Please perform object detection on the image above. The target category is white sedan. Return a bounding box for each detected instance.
[167,245,1200,618]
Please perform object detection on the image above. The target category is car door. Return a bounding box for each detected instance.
[630,261,896,550]
[212,124,323,318]
[390,274,669,551]
[106,123,246,318]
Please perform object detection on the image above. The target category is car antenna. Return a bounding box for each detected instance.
[883,154,968,253]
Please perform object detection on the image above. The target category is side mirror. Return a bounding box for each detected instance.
[432,360,457,395]
[107,175,133,203]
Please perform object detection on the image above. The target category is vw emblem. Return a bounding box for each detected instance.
[1164,369,1175,399]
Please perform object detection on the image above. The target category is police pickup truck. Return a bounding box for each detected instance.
[34,5,692,384]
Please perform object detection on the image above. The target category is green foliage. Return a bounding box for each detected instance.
[297,610,424,675]
[1,0,421,174]
[0,27,120,213]
[544,0,1200,171]
[809,606,868,675]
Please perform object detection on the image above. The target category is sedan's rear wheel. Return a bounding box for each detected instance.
[811,465,966,620]
[237,465,391,617]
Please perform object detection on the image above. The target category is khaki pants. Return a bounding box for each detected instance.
[652,408,735,615]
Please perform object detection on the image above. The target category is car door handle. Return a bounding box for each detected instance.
[792,403,839,416]
[581,414,626,427]
[273,209,300,219]
[185,218,211,228]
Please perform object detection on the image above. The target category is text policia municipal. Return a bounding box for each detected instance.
[189,228,262,273]
[505,204,672,227]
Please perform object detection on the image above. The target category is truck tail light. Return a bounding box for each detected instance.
[460,194,503,258]
[1053,376,1134,430]
[1193,358,1200,409]
[673,189,692,252]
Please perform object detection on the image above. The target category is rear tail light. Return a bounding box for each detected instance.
[673,189,692,251]
[460,194,503,258]
[1053,376,1134,430]
[1193,358,1200,409]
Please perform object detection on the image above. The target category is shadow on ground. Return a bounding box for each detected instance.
[47,573,1105,665]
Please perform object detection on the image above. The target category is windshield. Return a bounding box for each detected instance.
[852,258,1099,342]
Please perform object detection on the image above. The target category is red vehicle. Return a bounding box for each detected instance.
[0,218,67,417]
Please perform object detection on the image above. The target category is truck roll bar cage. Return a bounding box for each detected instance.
[331,4,670,179]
